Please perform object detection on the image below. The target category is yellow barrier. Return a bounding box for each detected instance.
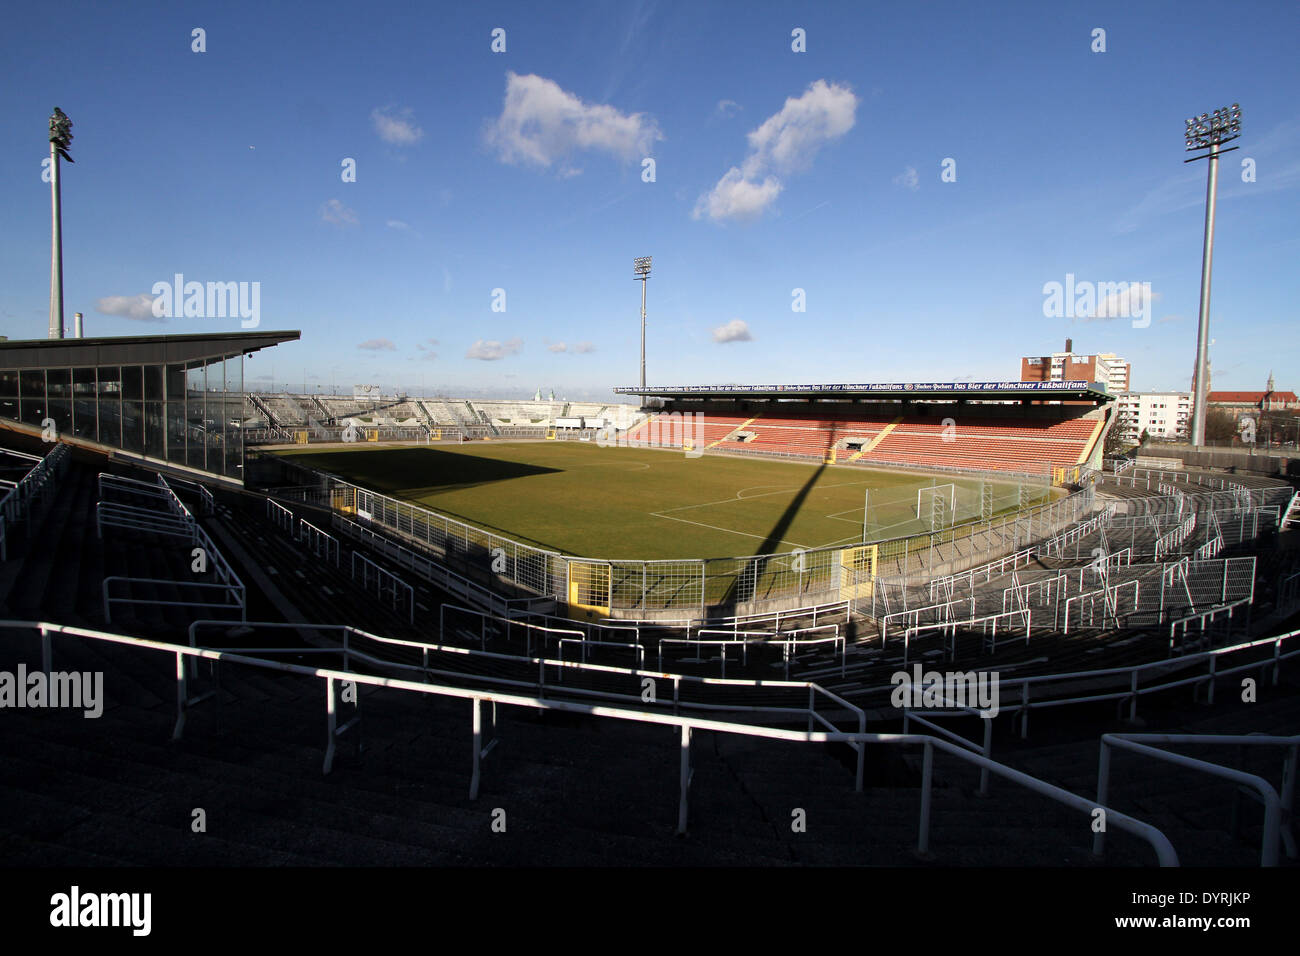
[566,561,611,618]
[839,544,877,599]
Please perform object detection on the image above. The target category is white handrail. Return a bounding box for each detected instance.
[1096,733,1297,866]
[3,618,1176,863]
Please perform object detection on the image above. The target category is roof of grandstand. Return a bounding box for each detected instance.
[0,330,300,368]
[614,380,1113,404]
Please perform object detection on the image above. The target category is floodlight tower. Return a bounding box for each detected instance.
[634,256,652,393]
[48,107,75,340]
[1184,103,1242,446]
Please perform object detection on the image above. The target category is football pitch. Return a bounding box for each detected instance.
[274,441,1053,560]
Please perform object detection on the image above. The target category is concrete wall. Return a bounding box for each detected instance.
[1134,443,1298,477]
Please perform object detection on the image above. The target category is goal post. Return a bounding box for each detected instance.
[917,483,956,530]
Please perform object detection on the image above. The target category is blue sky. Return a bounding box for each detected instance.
[2,0,1297,400]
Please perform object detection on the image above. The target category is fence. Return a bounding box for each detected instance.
[850,627,1300,739]
[876,555,1257,658]
[298,518,340,566]
[1,618,1179,862]
[0,443,71,561]
[1096,734,1297,866]
[350,552,414,624]
[274,459,1098,620]
[97,472,245,622]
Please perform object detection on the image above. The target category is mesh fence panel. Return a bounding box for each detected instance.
[289,468,1114,615]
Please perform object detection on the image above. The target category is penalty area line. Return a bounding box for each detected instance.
[648,510,808,551]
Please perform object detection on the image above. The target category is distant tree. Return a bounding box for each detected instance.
[1103,421,1131,457]
[1204,407,1239,443]
[1139,428,1150,446]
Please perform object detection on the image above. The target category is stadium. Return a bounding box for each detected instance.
[3,4,1298,902]
[1,330,1297,869]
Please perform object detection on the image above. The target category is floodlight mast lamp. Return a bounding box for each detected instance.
[48,108,74,340]
[1184,103,1242,446]
[634,256,652,393]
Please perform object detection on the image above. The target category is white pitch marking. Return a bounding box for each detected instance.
[649,510,808,550]
[657,477,874,515]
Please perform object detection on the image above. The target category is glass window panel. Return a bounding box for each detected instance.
[166,363,186,400]
[121,400,145,454]
[144,402,165,459]
[0,369,18,398]
[20,370,44,399]
[46,367,71,396]
[121,365,143,400]
[97,366,121,397]
[144,363,164,402]
[166,395,187,467]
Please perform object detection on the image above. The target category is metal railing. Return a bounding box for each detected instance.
[266,497,295,534]
[0,443,70,560]
[2,618,1178,863]
[298,517,340,566]
[332,513,535,617]
[97,472,245,622]
[847,628,1300,739]
[1096,733,1298,866]
[351,552,414,624]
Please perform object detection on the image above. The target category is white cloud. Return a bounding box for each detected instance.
[548,342,568,353]
[96,293,163,322]
[358,338,396,351]
[466,337,523,361]
[1086,284,1160,321]
[893,166,919,191]
[693,168,783,222]
[416,338,439,350]
[485,71,662,171]
[712,319,753,343]
[716,99,741,118]
[695,79,857,223]
[572,341,596,354]
[386,219,411,230]
[744,80,857,176]
[372,106,424,146]
[320,199,358,226]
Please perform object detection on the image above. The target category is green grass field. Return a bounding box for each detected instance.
[275,441,1052,561]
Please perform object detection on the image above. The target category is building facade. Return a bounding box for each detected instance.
[0,331,297,481]
[1114,392,1191,443]
[1020,339,1130,394]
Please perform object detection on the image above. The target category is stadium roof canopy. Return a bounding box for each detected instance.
[614,380,1113,404]
[0,330,299,368]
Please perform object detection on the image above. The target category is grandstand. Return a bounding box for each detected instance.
[241,393,640,430]
[614,380,1110,478]
[2,336,1298,868]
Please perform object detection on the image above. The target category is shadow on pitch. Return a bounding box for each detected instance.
[714,418,841,614]
[293,446,561,496]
